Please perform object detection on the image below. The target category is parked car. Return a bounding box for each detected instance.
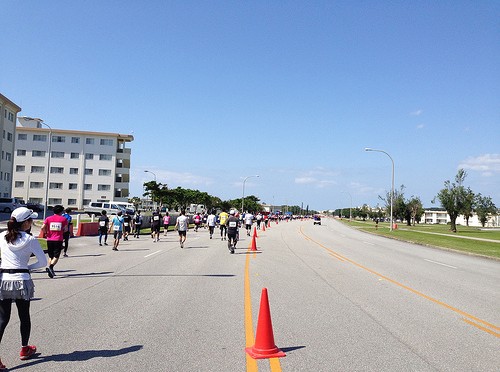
[26,202,44,212]
[313,215,321,225]
[83,202,126,217]
[0,198,26,213]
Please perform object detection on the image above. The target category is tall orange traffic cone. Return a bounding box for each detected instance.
[245,288,286,359]
[262,223,266,231]
[253,226,258,238]
[250,235,258,251]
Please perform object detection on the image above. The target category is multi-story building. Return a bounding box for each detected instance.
[13,117,134,210]
[0,94,22,198]
[421,208,499,227]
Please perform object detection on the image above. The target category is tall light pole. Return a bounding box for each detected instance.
[365,148,395,231]
[144,170,157,209]
[40,121,52,221]
[241,175,259,213]
[341,191,352,222]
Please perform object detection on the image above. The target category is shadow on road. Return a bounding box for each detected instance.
[7,345,143,370]
[281,345,306,353]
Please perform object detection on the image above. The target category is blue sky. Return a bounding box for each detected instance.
[3,1,499,211]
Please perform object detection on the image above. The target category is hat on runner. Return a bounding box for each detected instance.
[11,207,38,222]
[229,210,235,215]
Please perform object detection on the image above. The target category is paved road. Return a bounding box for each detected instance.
[1,218,498,371]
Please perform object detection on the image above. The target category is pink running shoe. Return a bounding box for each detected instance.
[20,345,36,360]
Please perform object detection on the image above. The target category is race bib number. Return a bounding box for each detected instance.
[50,222,62,231]
[124,222,129,226]
[154,216,159,221]
[99,221,106,227]
[113,225,120,231]
[229,221,237,228]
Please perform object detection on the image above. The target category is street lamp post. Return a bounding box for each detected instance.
[365,148,395,231]
[241,175,259,213]
[40,121,52,221]
[144,170,157,209]
[341,191,352,222]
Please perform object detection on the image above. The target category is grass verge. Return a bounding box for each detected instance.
[337,219,500,259]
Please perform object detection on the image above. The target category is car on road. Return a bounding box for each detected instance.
[313,215,321,225]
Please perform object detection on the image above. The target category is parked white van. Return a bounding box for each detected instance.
[0,198,26,213]
[83,202,126,217]
[113,202,135,214]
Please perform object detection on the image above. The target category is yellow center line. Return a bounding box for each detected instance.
[270,357,283,371]
[244,243,258,372]
[299,226,500,337]
[245,236,283,372]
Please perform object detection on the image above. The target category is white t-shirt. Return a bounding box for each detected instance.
[244,214,254,225]
[207,214,216,226]
[176,215,189,231]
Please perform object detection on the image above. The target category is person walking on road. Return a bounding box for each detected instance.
[133,210,143,238]
[151,208,162,242]
[193,212,202,232]
[227,210,239,254]
[244,212,254,236]
[109,211,124,251]
[206,211,216,239]
[62,208,72,257]
[0,207,47,367]
[41,205,68,278]
[175,209,189,248]
[98,210,109,246]
[256,213,262,230]
[219,209,229,241]
[163,212,170,237]
[122,211,132,241]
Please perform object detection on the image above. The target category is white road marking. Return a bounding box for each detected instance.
[424,259,457,269]
[363,241,375,246]
[145,250,162,258]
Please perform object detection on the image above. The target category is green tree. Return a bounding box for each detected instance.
[462,188,475,226]
[143,180,162,205]
[475,194,497,227]
[434,169,468,233]
[406,196,424,226]
[379,185,406,222]
[129,196,142,210]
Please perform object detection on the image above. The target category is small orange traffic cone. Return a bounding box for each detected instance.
[245,288,286,359]
[250,235,258,251]
[253,226,258,238]
[262,223,266,231]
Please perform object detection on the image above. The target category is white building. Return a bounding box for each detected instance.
[421,209,499,227]
[0,94,22,198]
[13,117,134,210]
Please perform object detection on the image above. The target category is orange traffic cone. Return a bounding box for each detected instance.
[250,235,258,251]
[253,226,258,238]
[262,223,266,231]
[245,288,286,359]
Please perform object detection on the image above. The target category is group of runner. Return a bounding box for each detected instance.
[94,208,271,254]
[0,205,274,367]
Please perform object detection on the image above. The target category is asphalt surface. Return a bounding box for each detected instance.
[0,218,498,371]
